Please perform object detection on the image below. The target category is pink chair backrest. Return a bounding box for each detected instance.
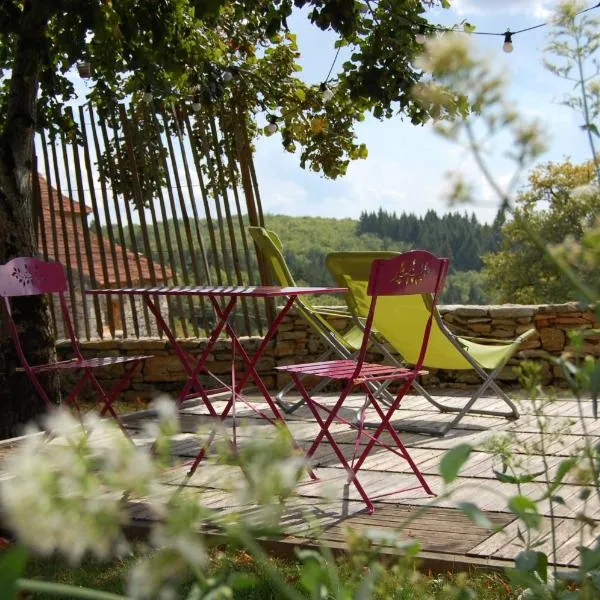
[0,257,67,297]
[367,250,448,298]
[352,251,449,376]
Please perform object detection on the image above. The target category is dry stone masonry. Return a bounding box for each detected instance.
[55,302,599,403]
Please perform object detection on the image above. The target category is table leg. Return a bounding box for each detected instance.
[198,296,317,480]
[144,294,235,415]
[175,296,238,409]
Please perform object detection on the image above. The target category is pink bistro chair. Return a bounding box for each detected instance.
[277,250,449,513]
[0,257,151,436]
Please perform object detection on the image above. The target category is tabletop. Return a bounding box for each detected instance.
[86,285,347,298]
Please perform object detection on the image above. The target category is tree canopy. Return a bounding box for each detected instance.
[0,0,455,179]
[482,158,600,304]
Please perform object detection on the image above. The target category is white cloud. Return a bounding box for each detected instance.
[450,0,554,19]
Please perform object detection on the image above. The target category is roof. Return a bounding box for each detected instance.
[37,175,172,285]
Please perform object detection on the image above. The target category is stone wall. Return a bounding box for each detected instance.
[55,302,599,403]
[52,287,167,340]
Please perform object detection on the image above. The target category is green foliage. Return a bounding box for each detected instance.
[0,0,456,180]
[0,546,27,600]
[482,158,600,303]
[544,0,600,184]
[124,212,493,307]
[357,208,501,272]
[439,443,472,484]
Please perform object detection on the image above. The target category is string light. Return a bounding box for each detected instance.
[222,70,234,83]
[265,114,278,135]
[403,1,600,53]
[503,30,514,53]
[319,82,334,102]
[143,85,153,103]
[191,95,202,112]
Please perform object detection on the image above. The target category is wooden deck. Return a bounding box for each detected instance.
[2,391,598,572]
[119,391,597,572]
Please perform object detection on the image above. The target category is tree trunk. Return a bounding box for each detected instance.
[0,1,60,439]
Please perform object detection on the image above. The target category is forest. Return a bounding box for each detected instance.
[129,209,499,305]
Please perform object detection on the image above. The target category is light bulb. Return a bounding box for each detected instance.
[223,71,234,83]
[265,122,278,136]
[191,96,202,112]
[321,87,334,102]
[415,25,427,45]
[143,86,153,103]
[503,31,513,53]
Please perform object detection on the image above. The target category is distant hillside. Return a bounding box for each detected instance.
[123,211,496,305]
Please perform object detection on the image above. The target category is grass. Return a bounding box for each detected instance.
[21,546,518,599]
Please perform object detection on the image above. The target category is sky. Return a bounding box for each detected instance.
[253,0,597,223]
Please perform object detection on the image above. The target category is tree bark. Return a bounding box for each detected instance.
[0,1,60,439]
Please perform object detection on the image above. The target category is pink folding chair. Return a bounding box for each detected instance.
[0,257,151,435]
[277,251,449,513]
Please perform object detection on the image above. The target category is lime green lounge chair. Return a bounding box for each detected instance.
[326,251,536,435]
[248,226,389,413]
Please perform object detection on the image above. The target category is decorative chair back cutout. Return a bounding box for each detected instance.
[367,250,448,297]
[0,257,67,298]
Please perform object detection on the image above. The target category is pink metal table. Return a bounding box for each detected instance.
[87,285,346,476]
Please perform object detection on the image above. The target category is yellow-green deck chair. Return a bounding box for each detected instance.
[326,251,536,436]
[248,226,389,413]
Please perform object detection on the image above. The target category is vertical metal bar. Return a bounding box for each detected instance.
[180,111,212,282]
[236,111,272,327]
[145,106,189,337]
[60,129,91,339]
[83,104,121,338]
[32,157,49,263]
[40,131,64,335]
[209,113,250,334]
[221,111,261,334]
[160,105,200,337]
[168,104,211,335]
[135,102,175,338]
[117,103,162,337]
[186,114,223,287]
[38,133,59,335]
[195,117,232,283]
[153,106,193,338]
[96,105,140,337]
[50,139,80,337]
[31,156,58,340]
[107,106,152,336]
[71,106,104,339]
[242,117,266,226]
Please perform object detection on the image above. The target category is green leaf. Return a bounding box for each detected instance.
[355,566,375,600]
[515,550,548,583]
[186,584,202,600]
[493,469,544,484]
[0,546,28,600]
[546,457,578,496]
[294,88,306,102]
[579,487,592,501]
[228,573,259,590]
[508,495,541,530]
[457,502,493,529]
[440,443,472,484]
[581,547,600,573]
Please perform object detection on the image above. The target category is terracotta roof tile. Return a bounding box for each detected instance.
[37,175,172,285]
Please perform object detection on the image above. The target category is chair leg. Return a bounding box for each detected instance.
[357,385,434,496]
[292,374,375,513]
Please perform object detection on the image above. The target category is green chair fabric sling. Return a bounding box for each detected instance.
[248,226,368,413]
[326,251,536,435]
